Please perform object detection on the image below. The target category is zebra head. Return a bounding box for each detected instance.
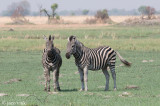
[66,35,77,59]
[43,35,55,55]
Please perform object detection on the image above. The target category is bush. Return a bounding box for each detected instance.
[95,9,109,20]
[85,9,114,24]
[138,6,156,19]
[82,9,89,15]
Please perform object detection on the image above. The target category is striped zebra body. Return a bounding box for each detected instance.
[73,46,116,70]
[42,48,62,70]
[66,35,131,91]
[42,35,62,92]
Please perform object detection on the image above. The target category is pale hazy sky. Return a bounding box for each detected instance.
[0,0,159,12]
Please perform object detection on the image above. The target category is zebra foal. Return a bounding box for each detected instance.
[42,35,62,92]
[66,35,131,91]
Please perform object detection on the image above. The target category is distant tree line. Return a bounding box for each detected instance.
[2,9,160,16]
[46,8,160,16]
[0,2,160,16]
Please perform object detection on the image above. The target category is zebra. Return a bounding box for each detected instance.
[65,35,131,91]
[42,35,62,92]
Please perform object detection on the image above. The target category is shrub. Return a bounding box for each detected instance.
[85,9,114,24]
[95,9,109,20]
[138,6,156,19]
[82,9,89,15]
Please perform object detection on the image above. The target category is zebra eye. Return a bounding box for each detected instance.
[72,45,75,48]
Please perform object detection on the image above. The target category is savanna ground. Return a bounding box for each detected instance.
[0,16,160,106]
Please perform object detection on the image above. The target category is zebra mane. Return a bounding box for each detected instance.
[76,40,84,47]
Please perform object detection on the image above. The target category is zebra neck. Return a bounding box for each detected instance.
[73,48,83,60]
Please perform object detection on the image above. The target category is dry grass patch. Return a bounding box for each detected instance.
[0,93,8,97]
[4,78,22,84]
[125,85,139,89]
[16,94,30,97]
[0,16,149,25]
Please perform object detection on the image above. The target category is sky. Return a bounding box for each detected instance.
[0,0,160,12]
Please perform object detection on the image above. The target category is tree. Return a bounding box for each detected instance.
[7,0,30,16]
[82,9,89,15]
[138,6,156,19]
[40,3,59,18]
[95,9,109,20]
[146,6,156,19]
[40,3,60,24]
[6,0,31,24]
[51,3,58,18]
[19,0,30,15]
[138,6,146,19]
[40,9,51,19]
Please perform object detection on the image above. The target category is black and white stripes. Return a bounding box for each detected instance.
[42,35,62,92]
[66,35,131,91]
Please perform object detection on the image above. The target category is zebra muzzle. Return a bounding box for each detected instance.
[65,53,71,59]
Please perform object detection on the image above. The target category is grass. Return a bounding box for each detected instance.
[0,38,160,52]
[0,51,160,106]
[0,24,160,106]
[1,26,160,39]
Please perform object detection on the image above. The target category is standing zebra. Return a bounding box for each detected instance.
[66,35,131,91]
[42,35,62,92]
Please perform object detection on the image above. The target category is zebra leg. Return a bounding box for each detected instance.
[56,68,61,91]
[47,71,51,92]
[109,64,117,91]
[44,69,50,92]
[53,68,61,92]
[83,66,88,91]
[102,68,110,91]
[78,68,84,91]
[44,69,47,91]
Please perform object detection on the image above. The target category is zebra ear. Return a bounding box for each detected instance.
[68,35,77,42]
[43,35,47,41]
[52,35,54,41]
[67,37,70,42]
[49,35,51,41]
[73,36,77,43]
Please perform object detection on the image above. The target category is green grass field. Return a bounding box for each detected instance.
[0,25,160,106]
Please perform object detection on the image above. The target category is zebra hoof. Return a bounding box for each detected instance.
[47,89,50,92]
[57,87,61,91]
[79,88,84,91]
[104,88,109,91]
[85,88,88,91]
[44,88,47,91]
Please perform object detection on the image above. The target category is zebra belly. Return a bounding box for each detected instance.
[76,63,102,71]
[88,56,107,70]
[88,61,106,70]
[88,67,102,71]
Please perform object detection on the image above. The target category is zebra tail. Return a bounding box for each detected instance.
[116,51,131,67]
